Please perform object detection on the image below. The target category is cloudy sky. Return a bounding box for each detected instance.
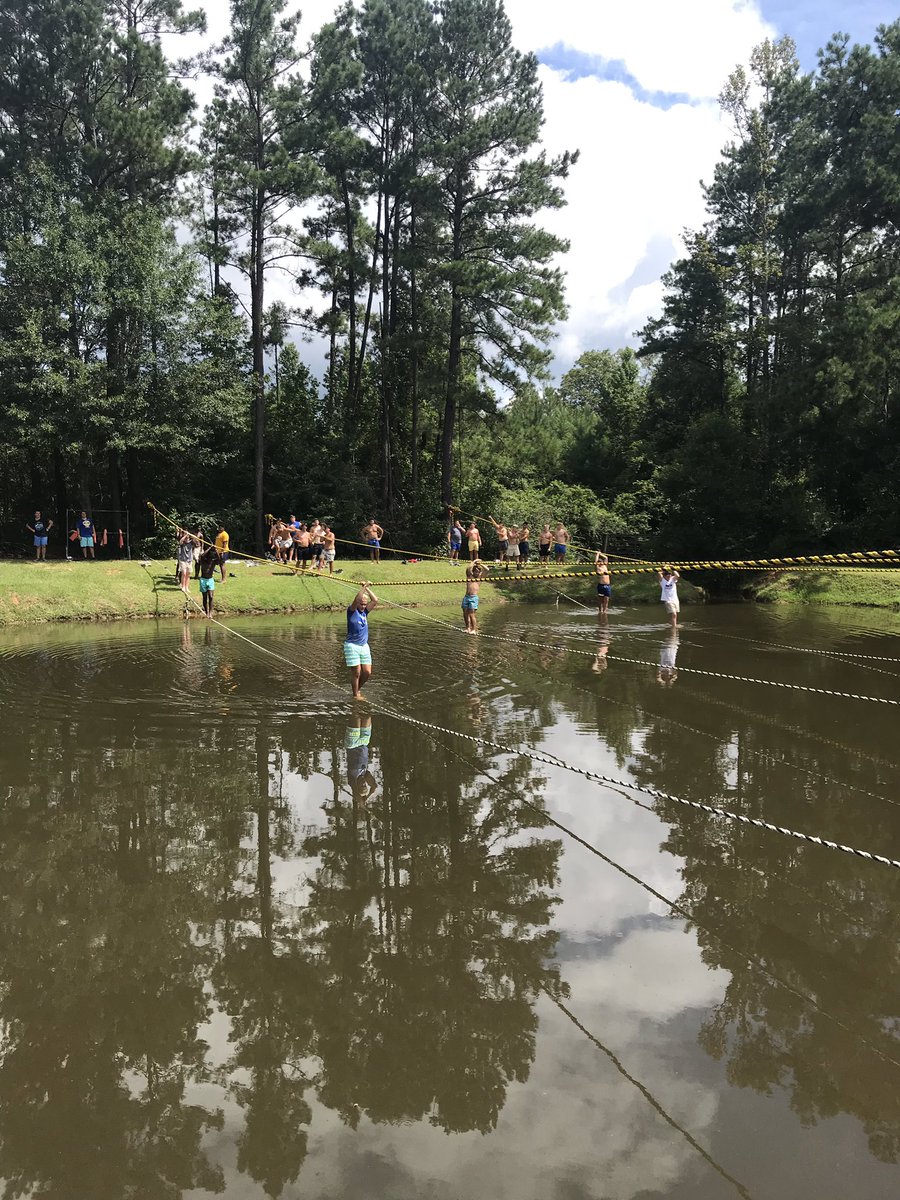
[183,0,898,380]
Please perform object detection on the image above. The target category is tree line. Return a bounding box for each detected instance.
[1,1,897,559]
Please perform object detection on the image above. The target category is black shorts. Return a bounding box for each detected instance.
[597,583,611,597]
[312,544,324,557]
[539,544,551,556]
[300,546,313,560]
[518,541,529,556]
[499,540,508,553]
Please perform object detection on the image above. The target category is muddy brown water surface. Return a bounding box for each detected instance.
[1,600,899,1199]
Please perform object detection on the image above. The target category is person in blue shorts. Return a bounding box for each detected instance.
[345,581,379,698]
[361,519,384,564]
[198,541,219,617]
[76,510,96,560]
[553,522,569,564]
[448,515,464,562]
[462,560,485,633]
[26,510,53,560]
[595,552,611,614]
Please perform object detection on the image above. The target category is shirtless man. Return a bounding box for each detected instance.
[595,552,611,614]
[293,523,312,571]
[466,521,481,562]
[462,559,486,633]
[321,525,337,575]
[538,524,553,564]
[518,522,530,565]
[488,516,508,563]
[269,519,291,564]
[308,519,325,571]
[504,525,520,571]
[361,518,384,563]
[553,523,570,564]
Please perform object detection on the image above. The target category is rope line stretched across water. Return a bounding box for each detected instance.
[321,577,900,709]
[177,592,900,872]
[698,625,900,667]
[429,731,900,1078]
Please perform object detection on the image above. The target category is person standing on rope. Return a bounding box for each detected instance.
[361,518,384,563]
[658,565,681,627]
[538,523,553,564]
[26,510,53,561]
[198,540,219,618]
[488,515,508,562]
[595,552,611,614]
[466,520,481,562]
[215,523,230,582]
[518,521,530,565]
[553,523,570,564]
[462,559,485,633]
[345,581,379,699]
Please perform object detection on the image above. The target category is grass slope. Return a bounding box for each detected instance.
[0,556,702,626]
[752,568,900,607]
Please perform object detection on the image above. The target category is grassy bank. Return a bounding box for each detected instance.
[0,557,702,626]
[750,568,900,608]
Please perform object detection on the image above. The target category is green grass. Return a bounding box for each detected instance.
[0,554,704,626]
[751,568,900,608]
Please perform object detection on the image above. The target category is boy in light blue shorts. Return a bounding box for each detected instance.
[198,542,219,617]
[462,560,485,633]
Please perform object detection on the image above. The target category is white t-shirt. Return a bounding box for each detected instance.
[660,576,678,603]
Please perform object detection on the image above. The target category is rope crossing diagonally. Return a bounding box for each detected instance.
[174,584,900,872]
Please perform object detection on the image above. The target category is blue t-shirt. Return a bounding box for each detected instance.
[78,518,94,538]
[346,606,369,646]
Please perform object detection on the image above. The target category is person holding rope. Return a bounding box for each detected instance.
[361,518,384,563]
[595,552,611,615]
[198,539,219,618]
[176,528,197,594]
[488,515,508,562]
[462,559,486,633]
[344,581,379,699]
[658,565,681,627]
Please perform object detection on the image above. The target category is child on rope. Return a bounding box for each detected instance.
[462,559,486,633]
[198,540,219,618]
[345,581,379,699]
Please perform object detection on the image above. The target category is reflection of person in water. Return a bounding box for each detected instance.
[592,626,610,674]
[656,630,679,686]
[346,714,377,800]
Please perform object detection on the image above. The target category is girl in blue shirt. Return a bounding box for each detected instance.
[344,582,379,698]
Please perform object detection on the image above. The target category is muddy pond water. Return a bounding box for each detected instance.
[0,599,899,1199]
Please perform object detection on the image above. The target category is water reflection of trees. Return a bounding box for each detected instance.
[548,651,900,1164]
[0,677,564,1197]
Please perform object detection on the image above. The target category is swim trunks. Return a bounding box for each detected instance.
[518,541,529,557]
[468,540,479,552]
[462,594,479,610]
[343,641,373,667]
[200,577,215,593]
[554,543,567,555]
[498,539,508,554]
[596,583,611,597]
[368,539,380,548]
[324,549,335,562]
[80,536,94,548]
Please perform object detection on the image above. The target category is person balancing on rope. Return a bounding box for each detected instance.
[462,559,486,633]
[658,565,681,627]
[595,552,611,615]
[344,581,379,699]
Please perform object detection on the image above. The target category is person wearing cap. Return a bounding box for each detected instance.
[657,565,681,627]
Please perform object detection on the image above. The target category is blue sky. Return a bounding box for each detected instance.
[754,0,898,68]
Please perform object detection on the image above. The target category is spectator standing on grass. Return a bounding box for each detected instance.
[176,529,196,593]
[215,524,230,581]
[77,511,96,560]
[466,521,481,562]
[26,511,53,561]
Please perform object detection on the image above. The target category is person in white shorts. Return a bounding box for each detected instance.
[322,526,336,574]
[657,566,681,627]
[504,525,520,570]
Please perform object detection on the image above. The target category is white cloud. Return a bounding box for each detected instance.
[506,0,775,97]
[178,0,778,379]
